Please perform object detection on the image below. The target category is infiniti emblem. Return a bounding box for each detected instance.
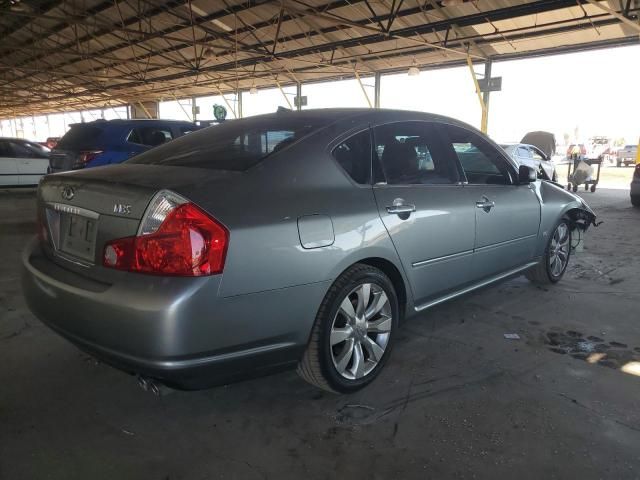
[61,186,75,201]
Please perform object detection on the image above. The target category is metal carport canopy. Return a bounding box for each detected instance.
[0,0,639,118]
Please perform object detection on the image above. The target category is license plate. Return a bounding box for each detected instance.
[59,213,98,262]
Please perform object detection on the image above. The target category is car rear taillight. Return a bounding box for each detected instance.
[78,150,103,165]
[634,164,640,180]
[103,191,228,276]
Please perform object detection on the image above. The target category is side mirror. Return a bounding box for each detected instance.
[518,165,537,184]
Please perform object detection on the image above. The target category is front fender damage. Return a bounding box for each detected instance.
[565,205,599,232]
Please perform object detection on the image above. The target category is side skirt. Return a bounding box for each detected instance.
[414,261,539,313]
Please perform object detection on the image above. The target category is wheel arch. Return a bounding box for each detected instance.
[349,257,409,322]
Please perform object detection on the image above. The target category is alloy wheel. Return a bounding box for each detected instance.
[549,222,570,277]
[329,283,392,380]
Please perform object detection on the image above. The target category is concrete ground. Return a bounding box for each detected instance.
[1,166,639,480]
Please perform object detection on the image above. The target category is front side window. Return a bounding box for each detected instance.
[441,124,514,185]
[373,122,458,185]
[332,130,371,184]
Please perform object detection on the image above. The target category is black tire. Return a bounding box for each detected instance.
[631,195,640,207]
[590,185,596,193]
[552,171,558,183]
[572,184,578,192]
[297,264,399,393]
[617,160,622,168]
[526,218,572,285]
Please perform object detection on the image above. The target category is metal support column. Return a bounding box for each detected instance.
[296,82,302,111]
[192,96,198,122]
[354,70,373,108]
[237,91,243,118]
[482,59,492,134]
[374,72,381,108]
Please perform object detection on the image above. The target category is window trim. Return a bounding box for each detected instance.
[326,126,374,188]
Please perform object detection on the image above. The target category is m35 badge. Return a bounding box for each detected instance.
[113,203,132,215]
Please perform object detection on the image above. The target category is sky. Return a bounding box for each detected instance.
[2,45,639,146]
[379,44,640,145]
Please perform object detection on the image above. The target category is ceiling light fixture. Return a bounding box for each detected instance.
[408,59,420,77]
[249,86,258,95]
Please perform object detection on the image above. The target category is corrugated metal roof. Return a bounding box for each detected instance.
[0,0,638,117]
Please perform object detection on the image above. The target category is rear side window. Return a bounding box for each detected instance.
[373,121,459,185]
[127,127,174,147]
[441,124,514,185]
[56,125,103,150]
[332,130,371,184]
[129,115,331,171]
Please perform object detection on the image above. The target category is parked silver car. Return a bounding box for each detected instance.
[501,143,558,182]
[22,109,596,393]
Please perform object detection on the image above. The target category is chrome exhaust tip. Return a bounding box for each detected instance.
[137,375,171,396]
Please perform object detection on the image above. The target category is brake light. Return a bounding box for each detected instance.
[78,150,103,165]
[103,192,228,276]
[634,164,640,180]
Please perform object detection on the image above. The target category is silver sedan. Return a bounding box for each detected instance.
[22,109,596,393]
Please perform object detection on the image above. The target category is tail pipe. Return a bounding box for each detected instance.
[137,375,171,396]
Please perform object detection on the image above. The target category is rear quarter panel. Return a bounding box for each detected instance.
[173,121,413,309]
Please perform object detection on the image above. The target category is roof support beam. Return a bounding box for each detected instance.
[584,0,640,32]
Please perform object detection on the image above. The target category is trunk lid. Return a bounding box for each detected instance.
[38,164,240,282]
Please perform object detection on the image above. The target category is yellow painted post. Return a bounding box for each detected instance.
[636,137,640,165]
[466,55,488,134]
[137,101,153,119]
[354,69,373,108]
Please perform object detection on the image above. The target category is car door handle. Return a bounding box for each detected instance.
[476,197,495,212]
[386,203,416,215]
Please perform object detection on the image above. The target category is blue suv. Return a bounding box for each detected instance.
[49,119,198,173]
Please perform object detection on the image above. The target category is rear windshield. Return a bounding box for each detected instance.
[56,124,103,150]
[128,114,331,171]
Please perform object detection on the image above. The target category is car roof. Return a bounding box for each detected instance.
[245,107,468,122]
[68,119,196,127]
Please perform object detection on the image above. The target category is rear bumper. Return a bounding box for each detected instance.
[631,180,640,197]
[22,238,327,388]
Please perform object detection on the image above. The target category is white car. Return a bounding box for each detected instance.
[0,138,50,186]
[501,143,558,182]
